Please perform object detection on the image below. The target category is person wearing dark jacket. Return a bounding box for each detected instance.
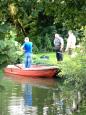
[54,33,64,61]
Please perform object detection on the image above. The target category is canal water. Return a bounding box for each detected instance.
[0,70,85,115]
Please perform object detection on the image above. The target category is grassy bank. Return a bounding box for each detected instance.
[32,52,70,65]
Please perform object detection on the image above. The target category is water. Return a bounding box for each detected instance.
[0,71,85,115]
[0,74,60,115]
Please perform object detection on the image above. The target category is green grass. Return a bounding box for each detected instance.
[32,52,57,65]
[32,52,71,66]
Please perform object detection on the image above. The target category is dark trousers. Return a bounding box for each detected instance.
[55,49,63,61]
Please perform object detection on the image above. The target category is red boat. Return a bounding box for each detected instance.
[4,64,59,78]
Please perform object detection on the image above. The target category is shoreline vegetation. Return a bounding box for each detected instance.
[32,51,86,114]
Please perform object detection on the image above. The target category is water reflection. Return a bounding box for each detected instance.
[0,74,79,115]
[8,96,24,115]
[24,84,37,114]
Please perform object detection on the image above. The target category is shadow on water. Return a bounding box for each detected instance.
[0,71,84,115]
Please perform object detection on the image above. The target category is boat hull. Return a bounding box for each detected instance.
[4,65,59,78]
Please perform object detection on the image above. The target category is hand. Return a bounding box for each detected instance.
[60,47,63,51]
[65,49,68,52]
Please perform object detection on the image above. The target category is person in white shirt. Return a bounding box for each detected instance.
[65,30,76,55]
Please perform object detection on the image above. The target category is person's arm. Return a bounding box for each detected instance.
[54,38,56,46]
[65,38,71,51]
[60,38,64,51]
[65,39,69,51]
[21,43,25,51]
[72,35,76,47]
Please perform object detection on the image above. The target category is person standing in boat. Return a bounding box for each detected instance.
[54,33,64,61]
[21,37,33,68]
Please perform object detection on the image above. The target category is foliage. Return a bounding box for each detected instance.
[0,0,86,52]
[0,23,22,66]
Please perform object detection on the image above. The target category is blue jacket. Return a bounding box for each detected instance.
[22,42,32,53]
